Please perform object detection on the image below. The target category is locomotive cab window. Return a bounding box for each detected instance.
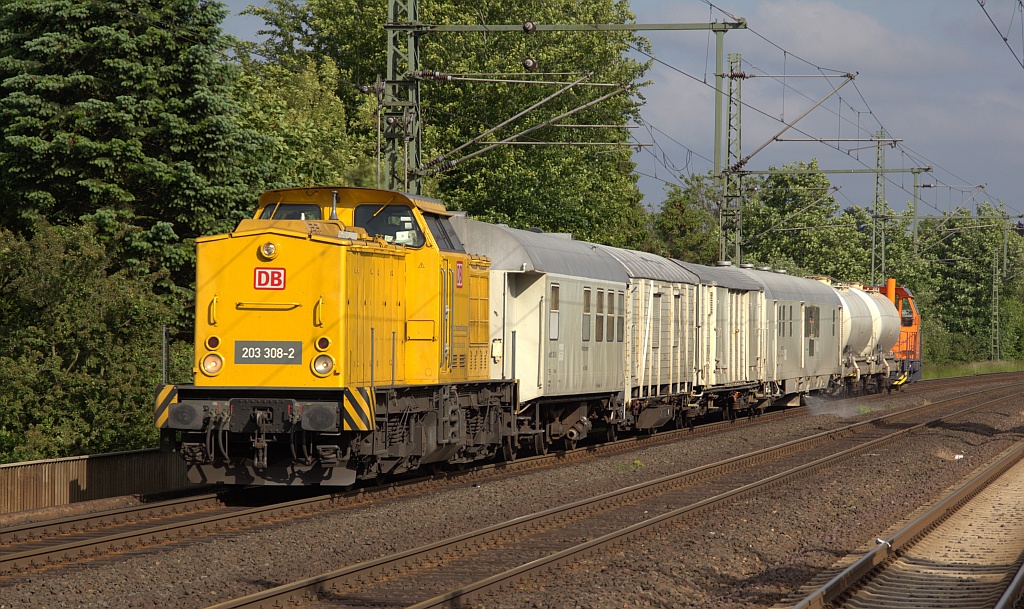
[259,203,322,220]
[353,204,425,247]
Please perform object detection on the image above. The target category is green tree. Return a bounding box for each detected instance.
[650,174,720,264]
[234,55,376,188]
[244,0,652,247]
[742,160,869,281]
[0,221,184,462]
[0,0,262,241]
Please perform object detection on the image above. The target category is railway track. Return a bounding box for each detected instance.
[0,399,805,576]
[0,374,1015,583]
[203,382,1024,608]
[789,440,1024,609]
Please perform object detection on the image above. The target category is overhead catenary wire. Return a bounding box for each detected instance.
[629,2,1014,220]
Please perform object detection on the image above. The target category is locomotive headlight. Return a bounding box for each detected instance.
[201,353,224,376]
[259,241,279,260]
[312,354,334,376]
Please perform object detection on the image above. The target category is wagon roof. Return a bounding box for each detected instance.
[449,217,629,282]
[738,268,843,303]
[595,245,699,284]
[672,261,766,291]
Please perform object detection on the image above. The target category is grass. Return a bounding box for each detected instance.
[923,359,1024,380]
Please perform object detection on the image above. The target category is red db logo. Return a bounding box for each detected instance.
[455,261,464,288]
[255,268,286,290]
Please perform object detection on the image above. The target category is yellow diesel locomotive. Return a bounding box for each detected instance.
[156,187,516,485]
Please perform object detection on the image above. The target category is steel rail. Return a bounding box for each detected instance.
[0,374,1002,579]
[0,402,803,575]
[0,492,225,546]
[206,383,1024,609]
[792,441,1024,609]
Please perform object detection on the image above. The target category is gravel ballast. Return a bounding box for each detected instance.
[2,383,1022,609]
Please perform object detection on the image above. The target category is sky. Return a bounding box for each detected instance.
[218,0,1024,219]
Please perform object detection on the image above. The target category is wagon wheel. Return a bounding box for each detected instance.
[605,424,618,442]
[563,437,577,451]
[501,436,518,462]
[532,434,549,456]
[672,410,686,431]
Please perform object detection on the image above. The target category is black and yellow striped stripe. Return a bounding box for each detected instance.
[341,387,375,431]
[154,384,178,428]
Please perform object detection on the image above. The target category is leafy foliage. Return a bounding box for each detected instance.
[233,55,377,189]
[244,0,652,246]
[0,221,189,461]
[649,174,720,264]
[0,0,261,240]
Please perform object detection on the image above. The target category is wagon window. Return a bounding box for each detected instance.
[582,288,592,342]
[805,306,820,338]
[595,290,605,342]
[606,290,615,343]
[617,292,625,342]
[549,284,560,341]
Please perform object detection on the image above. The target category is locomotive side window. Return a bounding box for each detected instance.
[596,290,605,342]
[259,203,322,220]
[549,284,560,341]
[582,288,592,342]
[354,204,425,247]
[424,213,465,252]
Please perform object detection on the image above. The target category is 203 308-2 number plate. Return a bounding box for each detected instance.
[235,341,302,365]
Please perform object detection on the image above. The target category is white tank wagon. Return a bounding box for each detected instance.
[834,283,902,393]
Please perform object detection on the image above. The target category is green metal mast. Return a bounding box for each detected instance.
[721,53,744,262]
[382,1,746,194]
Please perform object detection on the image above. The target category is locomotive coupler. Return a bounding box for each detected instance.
[252,408,272,469]
[317,444,344,467]
[180,442,211,465]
